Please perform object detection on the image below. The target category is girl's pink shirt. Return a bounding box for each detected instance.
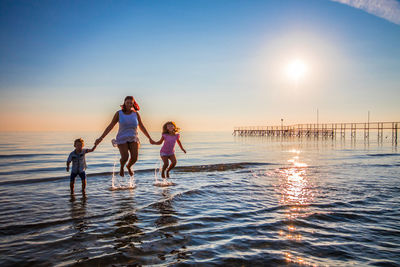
[160,133,180,155]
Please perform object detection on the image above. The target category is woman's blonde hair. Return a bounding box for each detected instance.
[162,121,180,134]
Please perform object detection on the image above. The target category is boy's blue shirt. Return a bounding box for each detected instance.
[67,149,89,173]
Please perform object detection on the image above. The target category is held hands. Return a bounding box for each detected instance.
[88,144,98,153]
[149,138,156,145]
[95,137,103,146]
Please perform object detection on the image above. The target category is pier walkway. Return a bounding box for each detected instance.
[233,122,399,143]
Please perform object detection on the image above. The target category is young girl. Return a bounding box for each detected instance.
[151,121,186,178]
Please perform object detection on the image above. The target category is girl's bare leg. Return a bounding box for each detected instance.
[166,155,177,178]
[118,143,129,177]
[161,156,169,178]
[126,141,139,176]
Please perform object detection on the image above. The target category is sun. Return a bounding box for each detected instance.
[285,59,308,82]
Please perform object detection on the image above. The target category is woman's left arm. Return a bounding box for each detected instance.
[137,112,153,142]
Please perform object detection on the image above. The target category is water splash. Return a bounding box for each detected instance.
[110,139,136,191]
[153,159,174,187]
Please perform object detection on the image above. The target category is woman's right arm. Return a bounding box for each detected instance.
[95,111,119,146]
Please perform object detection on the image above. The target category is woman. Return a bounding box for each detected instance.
[95,96,153,177]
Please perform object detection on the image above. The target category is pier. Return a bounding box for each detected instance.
[233,122,399,144]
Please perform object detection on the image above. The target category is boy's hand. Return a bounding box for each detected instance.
[66,166,69,172]
[183,149,187,154]
[95,138,102,146]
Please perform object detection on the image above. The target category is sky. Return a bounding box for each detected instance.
[0,0,399,132]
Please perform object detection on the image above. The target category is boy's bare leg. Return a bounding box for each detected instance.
[82,179,86,193]
[118,143,129,177]
[166,155,177,178]
[126,142,139,176]
[70,173,77,194]
[70,181,74,193]
[161,156,169,178]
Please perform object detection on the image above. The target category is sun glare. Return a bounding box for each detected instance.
[285,59,308,82]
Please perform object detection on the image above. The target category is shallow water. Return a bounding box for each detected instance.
[0,131,399,266]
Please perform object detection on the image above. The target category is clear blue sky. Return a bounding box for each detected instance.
[1,0,399,131]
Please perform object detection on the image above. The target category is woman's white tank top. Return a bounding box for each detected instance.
[115,110,139,144]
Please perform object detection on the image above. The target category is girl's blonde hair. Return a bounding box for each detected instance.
[162,121,180,134]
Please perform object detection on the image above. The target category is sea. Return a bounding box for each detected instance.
[0,131,399,266]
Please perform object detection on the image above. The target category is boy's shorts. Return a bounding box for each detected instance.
[70,172,86,183]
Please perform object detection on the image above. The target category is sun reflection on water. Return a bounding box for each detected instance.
[275,149,317,266]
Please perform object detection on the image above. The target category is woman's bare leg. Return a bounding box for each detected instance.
[126,141,139,176]
[161,156,169,178]
[166,155,177,178]
[118,143,129,177]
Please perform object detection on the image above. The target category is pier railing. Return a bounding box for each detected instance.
[233,122,399,143]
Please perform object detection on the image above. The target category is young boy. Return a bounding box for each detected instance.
[66,138,96,193]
